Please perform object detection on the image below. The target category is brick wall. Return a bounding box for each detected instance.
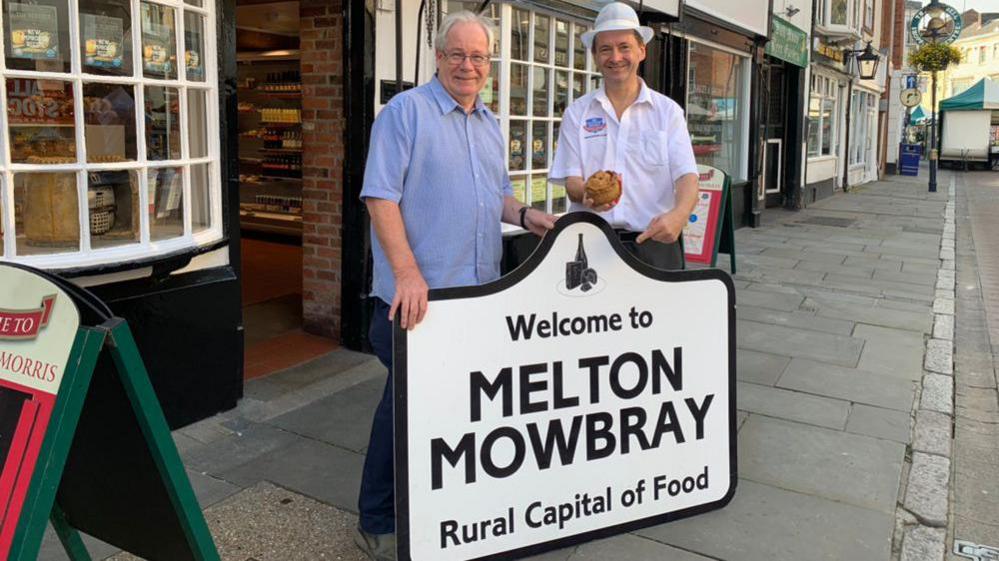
[300,0,345,339]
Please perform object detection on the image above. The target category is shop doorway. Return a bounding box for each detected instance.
[762,61,786,208]
[236,0,334,379]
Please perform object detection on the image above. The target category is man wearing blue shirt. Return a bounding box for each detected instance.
[355,11,555,560]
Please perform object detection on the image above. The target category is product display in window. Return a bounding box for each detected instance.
[86,170,139,248]
[147,167,184,241]
[145,86,181,160]
[532,121,547,168]
[84,83,137,162]
[80,0,132,75]
[7,78,76,163]
[184,11,205,81]
[140,2,176,79]
[531,175,548,210]
[4,0,69,72]
[508,120,526,171]
[15,168,79,254]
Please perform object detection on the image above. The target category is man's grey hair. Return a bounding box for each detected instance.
[434,11,495,53]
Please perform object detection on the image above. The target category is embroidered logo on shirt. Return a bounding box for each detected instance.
[583,117,606,133]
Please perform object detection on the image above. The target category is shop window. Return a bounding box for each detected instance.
[0,0,222,268]
[686,41,747,180]
[807,75,838,158]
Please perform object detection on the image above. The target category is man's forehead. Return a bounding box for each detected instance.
[594,29,643,48]
[446,22,489,50]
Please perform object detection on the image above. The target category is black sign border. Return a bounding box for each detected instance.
[394,212,737,561]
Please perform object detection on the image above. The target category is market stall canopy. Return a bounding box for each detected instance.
[939,78,999,111]
[910,105,928,124]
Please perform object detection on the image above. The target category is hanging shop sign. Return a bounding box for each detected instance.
[765,16,808,68]
[7,2,60,61]
[0,263,220,561]
[684,165,737,272]
[395,213,737,561]
[909,3,963,46]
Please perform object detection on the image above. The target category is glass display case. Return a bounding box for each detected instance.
[237,57,302,237]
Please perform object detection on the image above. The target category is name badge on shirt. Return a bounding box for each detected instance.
[583,117,607,139]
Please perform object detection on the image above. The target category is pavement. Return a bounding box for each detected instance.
[36,169,999,561]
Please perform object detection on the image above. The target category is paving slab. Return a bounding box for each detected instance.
[270,375,385,452]
[567,534,712,561]
[845,403,912,443]
[736,320,863,368]
[912,409,952,458]
[904,452,950,527]
[734,288,805,312]
[853,324,926,378]
[803,297,933,333]
[182,421,305,475]
[219,438,366,513]
[777,358,917,410]
[736,305,855,336]
[738,416,904,513]
[634,479,893,561]
[736,382,849,429]
[735,349,791,386]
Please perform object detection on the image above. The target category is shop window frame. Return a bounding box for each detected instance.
[0,0,222,269]
[492,3,601,216]
[807,73,839,159]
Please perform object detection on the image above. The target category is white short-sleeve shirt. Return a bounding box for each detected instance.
[550,80,698,232]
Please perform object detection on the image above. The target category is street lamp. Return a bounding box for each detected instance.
[846,41,881,80]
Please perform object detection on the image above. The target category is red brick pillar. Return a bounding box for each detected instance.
[300,0,344,339]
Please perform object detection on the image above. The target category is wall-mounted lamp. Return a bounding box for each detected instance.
[844,41,880,80]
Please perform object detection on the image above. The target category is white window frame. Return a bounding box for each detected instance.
[0,0,223,270]
[808,73,839,159]
[495,3,600,215]
[819,0,862,37]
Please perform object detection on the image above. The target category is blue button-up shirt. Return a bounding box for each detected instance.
[361,76,512,304]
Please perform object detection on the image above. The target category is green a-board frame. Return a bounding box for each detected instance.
[703,170,738,274]
[6,317,220,561]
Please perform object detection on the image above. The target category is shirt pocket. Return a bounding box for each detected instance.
[641,131,669,168]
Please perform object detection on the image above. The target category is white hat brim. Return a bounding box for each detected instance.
[581,24,654,50]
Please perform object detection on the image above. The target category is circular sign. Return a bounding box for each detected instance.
[910,3,963,46]
[900,88,922,107]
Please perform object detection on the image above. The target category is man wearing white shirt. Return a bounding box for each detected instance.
[550,2,699,269]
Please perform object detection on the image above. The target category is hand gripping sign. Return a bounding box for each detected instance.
[395,213,737,561]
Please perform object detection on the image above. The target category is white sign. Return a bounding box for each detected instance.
[901,88,922,108]
[684,0,769,37]
[396,213,736,561]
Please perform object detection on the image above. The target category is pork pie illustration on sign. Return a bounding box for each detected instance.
[565,234,598,291]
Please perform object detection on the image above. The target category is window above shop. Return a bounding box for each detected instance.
[0,0,222,271]
[816,0,863,41]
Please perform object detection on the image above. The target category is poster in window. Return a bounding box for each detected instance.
[82,14,124,70]
[141,4,175,77]
[7,2,59,61]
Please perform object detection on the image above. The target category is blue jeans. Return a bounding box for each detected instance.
[358,299,395,534]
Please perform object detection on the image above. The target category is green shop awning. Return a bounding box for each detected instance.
[910,105,927,124]
[939,78,999,111]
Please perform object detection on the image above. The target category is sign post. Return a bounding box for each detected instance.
[0,263,220,561]
[395,213,736,561]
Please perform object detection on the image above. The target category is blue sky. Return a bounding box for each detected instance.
[926,0,999,13]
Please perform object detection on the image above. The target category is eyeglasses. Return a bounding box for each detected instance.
[444,51,491,67]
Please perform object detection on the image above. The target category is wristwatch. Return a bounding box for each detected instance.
[519,206,529,229]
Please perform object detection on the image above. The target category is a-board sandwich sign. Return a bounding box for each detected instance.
[0,265,80,560]
[395,213,736,561]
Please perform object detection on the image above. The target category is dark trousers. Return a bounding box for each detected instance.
[358,299,395,534]
[617,230,686,270]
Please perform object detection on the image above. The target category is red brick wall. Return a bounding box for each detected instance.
[300,0,344,339]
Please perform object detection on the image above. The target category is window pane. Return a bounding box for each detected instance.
[510,63,527,116]
[184,11,205,81]
[147,166,183,240]
[807,97,820,157]
[573,24,586,70]
[821,98,834,155]
[686,42,744,179]
[511,8,529,61]
[141,2,177,79]
[191,162,210,233]
[555,19,569,68]
[0,181,4,256]
[533,67,549,117]
[554,70,568,115]
[188,89,208,158]
[572,72,584,102]
[533,14,550,64]
[551,182,566,213]
[552,121,560,159]
[590,74,602,92]
[509,120,526,171]
[530,174,547,211]
[145,86,181,160]
[4,0,71,73]
[831,0,847,25]
[185,0,203,7]
[88,169,138,248]
[14,172,79,255]
[84,83,137,162]
[7,79,76,163]
[80,0,133,76]
[482,60,499,114]
[531,121,547,169]
[510,176,526,204]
